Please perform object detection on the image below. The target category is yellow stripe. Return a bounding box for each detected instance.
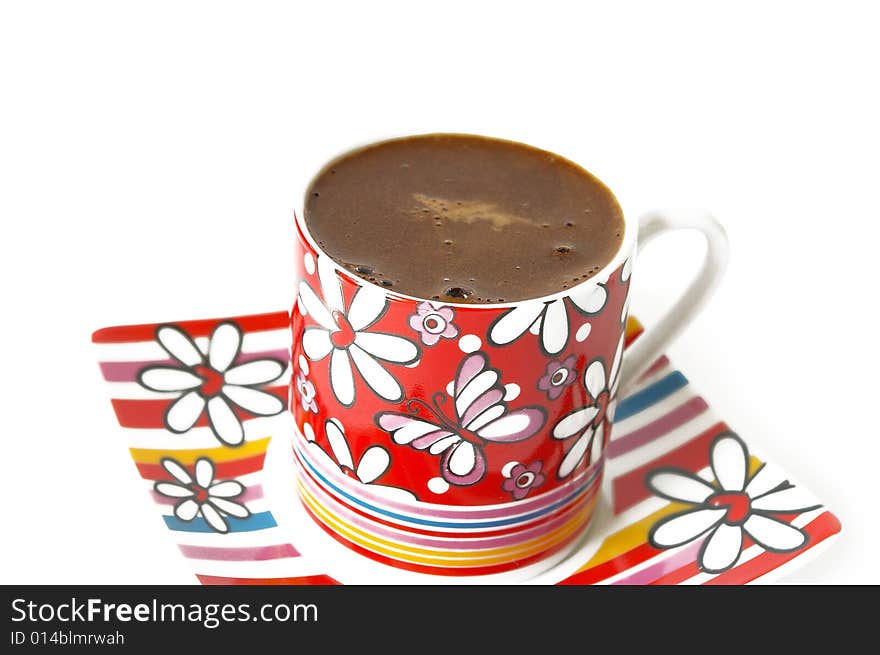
[625,316,643,338]
[298,480,594,567]
[573,455,765,574]
[129,437,271,465]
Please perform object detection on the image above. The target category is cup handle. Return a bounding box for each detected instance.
[618,210,730,391]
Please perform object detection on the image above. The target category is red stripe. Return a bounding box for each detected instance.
[704,511,841,585]
[638,356,670,381]
[92,311,290,344]
[557,542,659,585]
[111,385,288,429]
[197,574,339,585]
[612,422,729,514]
[136,453,267,481]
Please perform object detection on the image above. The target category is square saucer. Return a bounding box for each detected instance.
[93,311,841,585]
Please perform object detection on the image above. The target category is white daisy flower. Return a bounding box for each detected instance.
[488,284,608,356]
[155,457,249,534]
[305,418,417,503]
[138,322,286,446]
[551,333,624,478]
[648,433,821,574]
[298,256,420,407]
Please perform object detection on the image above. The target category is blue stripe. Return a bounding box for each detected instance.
[294,443,599,529]
[615,371,689,422]
[164,511,276,533]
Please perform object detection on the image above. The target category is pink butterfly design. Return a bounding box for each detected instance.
[375,351,547,487]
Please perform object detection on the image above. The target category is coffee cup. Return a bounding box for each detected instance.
[289,134,729,576]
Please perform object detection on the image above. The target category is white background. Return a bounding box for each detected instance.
[1,1,878,584]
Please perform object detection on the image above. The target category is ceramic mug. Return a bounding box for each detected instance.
[290,140,729,577]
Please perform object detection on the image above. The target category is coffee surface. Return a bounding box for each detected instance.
[304,134,624,303]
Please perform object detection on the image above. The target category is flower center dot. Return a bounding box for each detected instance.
[194,365,225,398]
[330,311,357,349]
[708,492,752,525]
[192,485,210,503]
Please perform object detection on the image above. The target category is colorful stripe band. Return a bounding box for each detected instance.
[293,439,601,530]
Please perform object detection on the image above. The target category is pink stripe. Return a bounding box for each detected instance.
[294,437,591,520]
[99,349,290,382]
[300,468,599,550]
[610,539,703,585]
[179,543,299,561]
[152,484,264,505]
[607,397,708,458]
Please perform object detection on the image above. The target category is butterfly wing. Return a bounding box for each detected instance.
[453,352,507,429]
[476,407,547,444]
[439,440,488,486]
[453,352,546,442]
[375,411,486,486]
[375,412,458,450]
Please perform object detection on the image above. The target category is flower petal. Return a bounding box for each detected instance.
[174,499,200,521]
[354,332,419,364]
[298,282,337,330]
[165,391,206,434]
[608,333,625,389]
[356,446,390,484]
[583,359,608,398]
[557,433,591,478]
[541,300,569,355]
[208,322,242,373]
[589,423,605,465]
[194,458,214,488]
[224,359,285,386]
[200,503,230,533]
[349,344,404,402]
[742,514,808,551]
[302,328,334,361]
[699,523,744,573]
[750,486,819,513]
[155,482,195,499]
[139,367,202,392]
[488,303,545,346]
[347,284,388,331]
[650,508,726,548]
[329,349,355,406]
[317,254,345,313]
[161,458,193,485]
[156,326,204,367]
[207,498,250,518]
[743,462,787,499]
[570,283,607,315]
[325,418,354,470]
[711,434,749,492]
[552,407,598,440]
[222,385,285,416]
[208,480,245,499]
[648,469,716,504]
[207,396,245,446]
